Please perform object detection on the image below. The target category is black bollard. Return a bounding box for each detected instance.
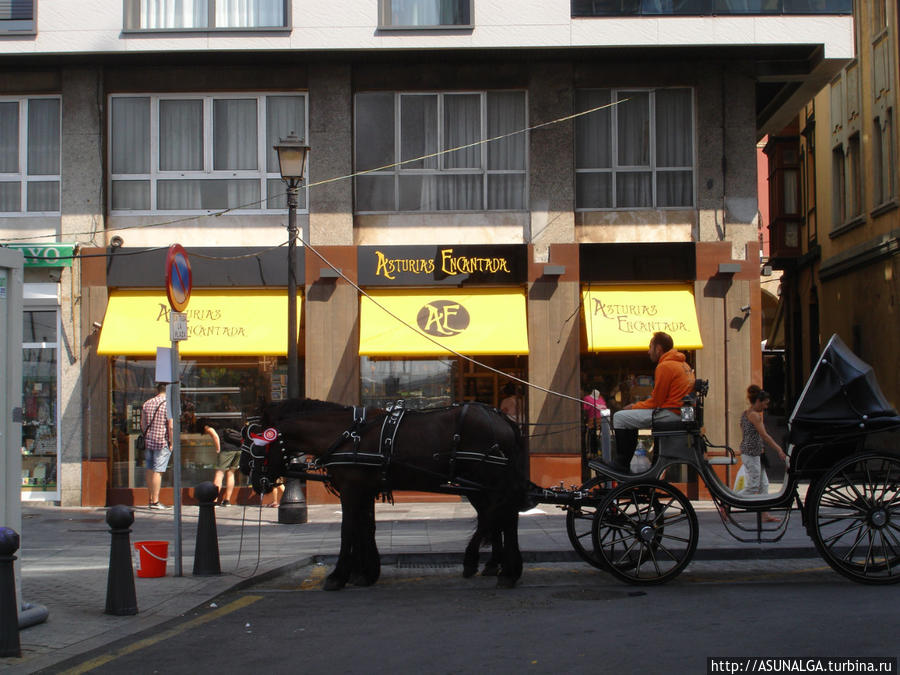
[105,506,138,616]
[278,476,308,524]
[0,527,21,657]
[193,482,221,576]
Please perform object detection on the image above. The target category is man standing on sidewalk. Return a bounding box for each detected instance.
[141,383,173,509]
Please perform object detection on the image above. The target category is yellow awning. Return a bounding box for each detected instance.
[97,290,301,357]
[360,288,528,356]
[582,285,703,352]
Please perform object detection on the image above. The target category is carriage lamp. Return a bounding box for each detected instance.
[274,132,310,525]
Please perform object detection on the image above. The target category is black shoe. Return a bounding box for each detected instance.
[215,500,230,508]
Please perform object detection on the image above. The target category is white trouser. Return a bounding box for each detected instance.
[612,408,680,430]
[740,453,770,496]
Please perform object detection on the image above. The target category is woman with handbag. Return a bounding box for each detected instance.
[738,385,788,522]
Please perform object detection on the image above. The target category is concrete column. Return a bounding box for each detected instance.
[60,68,104,506]
[308,64,353,246]
[528,63,575,263]
[526,245,581,466]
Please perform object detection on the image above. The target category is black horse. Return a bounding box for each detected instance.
[240,399,530,590]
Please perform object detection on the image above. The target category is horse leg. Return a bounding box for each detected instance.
[463,495,490,578]
[324,496,356,591]
[496,505,522,589]
[481,528,503,577]
[351,498,381,587]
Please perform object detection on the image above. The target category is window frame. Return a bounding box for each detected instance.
[353,89,528,214]
[377,0,473,29]
[0,95,61,216]
[122,0,291,32]
[574,87,696,211]
[0,0,36,34]
[108,92,308,215]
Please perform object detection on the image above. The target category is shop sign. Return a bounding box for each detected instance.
[358,245,526,286]
[5,243,75,268]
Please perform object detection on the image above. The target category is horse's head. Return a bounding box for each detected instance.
[239,422,288,495]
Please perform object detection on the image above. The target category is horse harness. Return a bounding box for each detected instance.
[244,401,512,498]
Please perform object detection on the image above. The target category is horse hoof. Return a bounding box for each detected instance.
[323,576,346,591]
[496,576,517,589]
[481,562,500,577]
[462,564,478,578]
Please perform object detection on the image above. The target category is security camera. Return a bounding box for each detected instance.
[92,321,103,330]
[740,304,751,313]
[110,235,124,248]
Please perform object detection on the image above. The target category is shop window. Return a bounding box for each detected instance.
[360,355,525,412]
[123,0,288,30]
[378,0,472,27]
[0,0,34,32]
[21,310,58,497]
[109,356,285,489]
[354,90,527,212]
[0,97,60,214]
[575,87,694,210]
[109,93,307,213]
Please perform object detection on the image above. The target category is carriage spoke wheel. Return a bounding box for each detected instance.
[591,480,698,585]
[809,453,900,585]
[565,477,608,569]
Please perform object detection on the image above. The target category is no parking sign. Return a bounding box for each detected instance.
[165,244,192,313]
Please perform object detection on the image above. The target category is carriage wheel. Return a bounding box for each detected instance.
[809,453,900,585]
[591,480,698,585]
[565,477,608,569]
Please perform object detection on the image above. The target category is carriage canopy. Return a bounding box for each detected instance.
[789,334,899,444]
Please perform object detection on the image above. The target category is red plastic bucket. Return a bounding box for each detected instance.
[134,540,168,578]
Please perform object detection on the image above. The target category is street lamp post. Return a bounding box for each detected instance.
[274,132,310,525]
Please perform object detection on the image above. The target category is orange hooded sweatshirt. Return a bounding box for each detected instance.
[631,349,695,411]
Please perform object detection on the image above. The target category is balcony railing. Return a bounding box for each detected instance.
[572,0,851,16]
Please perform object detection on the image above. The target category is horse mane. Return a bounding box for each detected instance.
[261,398,351,423]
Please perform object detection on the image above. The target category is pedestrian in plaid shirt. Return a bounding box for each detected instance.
[141,383,173,510]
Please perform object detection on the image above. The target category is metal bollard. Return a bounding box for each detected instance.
[193,482,221,576]
[0,527,21,657]
[278,476,308,524]
[105,506,138,616]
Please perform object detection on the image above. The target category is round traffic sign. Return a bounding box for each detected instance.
[165,244,192,312]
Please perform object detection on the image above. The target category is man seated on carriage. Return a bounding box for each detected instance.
[611,331,695,472]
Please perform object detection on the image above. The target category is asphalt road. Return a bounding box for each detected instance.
[40,559,899,675]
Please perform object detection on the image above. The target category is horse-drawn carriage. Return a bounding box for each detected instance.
[240,335,900,588]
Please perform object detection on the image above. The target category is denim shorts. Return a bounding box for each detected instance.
[145,446,172,473]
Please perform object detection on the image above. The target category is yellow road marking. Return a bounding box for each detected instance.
[59,595,262,675]
[299,565,328,590]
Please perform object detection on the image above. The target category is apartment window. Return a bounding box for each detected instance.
[123,0,287,30]
[847,133,862,218]
[0,0,34,32]
[831,145,845,227]
[571,0,852,17]
[354,91,526,213]
[378,0,471,28]
[109,93,306,213]
[575,88,694,209]
[0,97,60,214]
[873,112,895,207]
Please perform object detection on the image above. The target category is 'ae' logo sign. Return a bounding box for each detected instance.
[417,301,470,336]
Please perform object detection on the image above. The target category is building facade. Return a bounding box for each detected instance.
[768,0,898,412]
[1,0,854,505]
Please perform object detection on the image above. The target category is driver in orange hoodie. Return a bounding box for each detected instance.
[612,331,695,472]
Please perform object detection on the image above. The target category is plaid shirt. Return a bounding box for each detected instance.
[141,393,170,450]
